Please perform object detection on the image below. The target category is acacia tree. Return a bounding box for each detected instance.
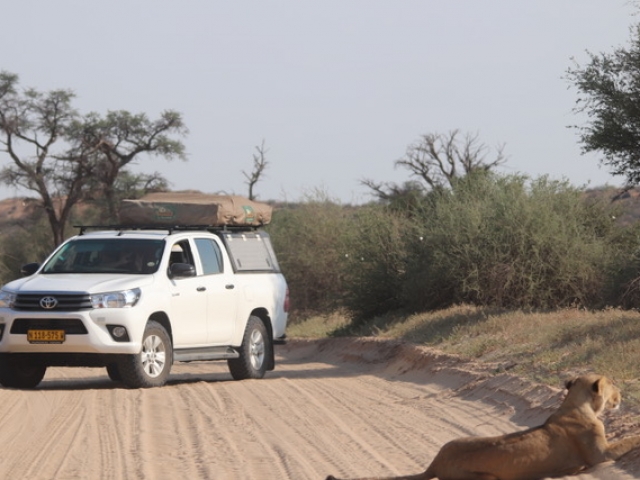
[0,72,187,245]
[69,109,187,221]
[0,72,81,246]
[362,130,506,201]
[567,22,640,187]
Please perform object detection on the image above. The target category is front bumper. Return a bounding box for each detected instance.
[0,308,144,355]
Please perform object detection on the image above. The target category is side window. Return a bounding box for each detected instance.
[169,240,195,266]
[195,238,223,275]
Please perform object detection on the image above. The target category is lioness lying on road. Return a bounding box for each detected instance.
[326,373,640,480]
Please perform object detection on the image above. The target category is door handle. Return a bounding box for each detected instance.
[197,286,206,292]
[225,284,235,290]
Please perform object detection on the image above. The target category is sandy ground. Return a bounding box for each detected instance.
[1,338,639,480]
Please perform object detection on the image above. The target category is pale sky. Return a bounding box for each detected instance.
[1,1,636,203]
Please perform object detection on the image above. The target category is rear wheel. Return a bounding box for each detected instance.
[228,316,270,380]
[118,321,173,388]
[0,355,47,389]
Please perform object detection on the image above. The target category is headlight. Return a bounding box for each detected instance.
[91,288,141,309]
[0,290,16,308]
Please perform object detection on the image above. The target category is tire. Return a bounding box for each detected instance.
[0,355,46,389]
[106,363,122,382]
[117,321,173,388]
[228,315,270,380]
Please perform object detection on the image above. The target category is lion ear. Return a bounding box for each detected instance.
[592,378,602,394]
[565,379,576,390]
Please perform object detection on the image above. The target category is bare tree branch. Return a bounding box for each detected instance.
[243,140,269,200]
[363,130,507,203]
[396,130,506,188]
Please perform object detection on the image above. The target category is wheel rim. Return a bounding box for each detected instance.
[141,334,166,378]
[249,328,265,370]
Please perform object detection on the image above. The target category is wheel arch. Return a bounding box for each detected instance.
[250,308,272,337]
[148,311,173,344]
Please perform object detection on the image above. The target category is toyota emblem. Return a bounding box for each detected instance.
[40,296,58,309]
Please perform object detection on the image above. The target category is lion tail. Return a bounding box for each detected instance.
[324,470,435,480]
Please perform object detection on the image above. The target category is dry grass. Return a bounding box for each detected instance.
[287,310,352,338]
[288,305,640,406]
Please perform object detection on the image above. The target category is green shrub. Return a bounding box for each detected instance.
[2,178,634,324]
[340,204,412,322]
[402,173,621,311]
[605,224,640,308]
[267,195,353,317]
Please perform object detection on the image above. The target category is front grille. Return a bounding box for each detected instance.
[11,318,88,335]
[14,293,92,311]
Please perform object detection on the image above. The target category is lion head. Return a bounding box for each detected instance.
[564,373,621,416]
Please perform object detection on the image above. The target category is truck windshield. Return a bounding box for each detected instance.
[42,239,165,274]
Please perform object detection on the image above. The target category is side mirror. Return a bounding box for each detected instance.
[20,263,40,276]
[169,262,196,278]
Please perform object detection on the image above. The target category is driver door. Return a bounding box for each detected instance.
[167,240,208,346]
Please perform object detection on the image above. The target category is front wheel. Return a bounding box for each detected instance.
[118,321,173,388]
[106,363,122,382]
[228,316,271,380]
[0,355,47,389]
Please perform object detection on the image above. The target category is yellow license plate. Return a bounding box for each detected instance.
[27,329,65,343]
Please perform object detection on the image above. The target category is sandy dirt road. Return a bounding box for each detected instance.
[0,338,639,480]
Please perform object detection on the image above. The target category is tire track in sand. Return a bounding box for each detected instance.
[0,387,87,480]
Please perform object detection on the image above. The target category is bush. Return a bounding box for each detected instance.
[402,173,622,311]
[267,195,354,317]
[269,174,631,321]
[2,177,635,324]
[605,224,640,308]
[340,204,412,322]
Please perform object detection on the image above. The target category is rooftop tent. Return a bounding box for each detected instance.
[119,192,272,227]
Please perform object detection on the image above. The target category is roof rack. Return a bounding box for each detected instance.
[73,224,259,236]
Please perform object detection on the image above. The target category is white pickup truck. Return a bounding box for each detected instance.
[0,225,289,388]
